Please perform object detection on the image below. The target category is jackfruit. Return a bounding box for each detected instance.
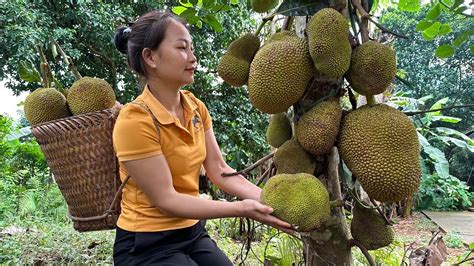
[351,204,394,250]
[218,33,260,87]
[248,34,314,114]
[338,104,421,202]
[307,8,352,78]
[261,173,330,231]
[296,98,342,155]
[266,30,298,44]
[67,77,116,115]
[24,88,71,125]
[274,139,315,174]
[266,113,292,148]
[347,41,397,96]
[251,0,279,13]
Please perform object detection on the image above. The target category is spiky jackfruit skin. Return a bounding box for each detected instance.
[218,34,260,87]
[24,88,71,125]
[266,30,298,44]
[339,104,421,202]
[274,139,315,174]
[217,54,251,87]
[307,8,351,78]
[266,113,292,148]
[261,173,330,232]
[347,41,397,96]
[251,0,279,13]
[351,204,394,250]
[296,98,342,155]
[248,35,314,114]
[67,77,116,115]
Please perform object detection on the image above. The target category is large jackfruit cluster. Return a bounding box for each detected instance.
[296,98,342,155]
[217,33,260,87]
[24,76,116,126]
[248,34,314,114]
[347,41,397,96]
[351,204,394,250]
[266,113,292,148]
[261,173,330,232]
[339,104,421,202]
[307,8,352,78]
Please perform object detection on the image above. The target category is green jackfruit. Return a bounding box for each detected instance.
[266,113,292,148]
[251,0,279,13]
[24,88,71,126]
[248,35,314,114]
[347,41,397,96]
[67,77,116,115]
[339,104,421,202]
[261,173,330,231]
[351,204,394,250]
[266,30,298,44]
[307,8,352,78]
[218,33,260,87]
[274,139,315,175]
[296,98,342,155]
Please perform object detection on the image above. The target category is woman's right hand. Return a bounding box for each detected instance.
[238,199,295,235]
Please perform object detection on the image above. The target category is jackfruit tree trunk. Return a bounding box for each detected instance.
[301,148,352,265]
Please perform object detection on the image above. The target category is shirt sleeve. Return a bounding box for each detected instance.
[113,105,162,162]
[196,98,213,131]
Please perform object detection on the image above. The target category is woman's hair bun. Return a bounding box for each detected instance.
[114,26,130,54]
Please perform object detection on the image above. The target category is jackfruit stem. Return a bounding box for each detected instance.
[366,95,376,106]
[36,45,52,88]
[330,199,344,208]
[221,151,276,177]
[349,239,376,266]
[255,13,276,36]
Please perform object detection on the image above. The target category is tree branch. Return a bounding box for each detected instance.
[52,39,82,80]
[404,104,474,116]
[349,239,376,266]
[222,151,276,177]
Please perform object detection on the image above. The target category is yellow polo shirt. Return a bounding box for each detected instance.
[112,85,212,232]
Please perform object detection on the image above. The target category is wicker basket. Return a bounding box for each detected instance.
[31,104,128,232]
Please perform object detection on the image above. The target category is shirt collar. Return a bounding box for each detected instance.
[139,84,198,125]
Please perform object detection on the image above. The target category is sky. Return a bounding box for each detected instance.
[0,81,28,120]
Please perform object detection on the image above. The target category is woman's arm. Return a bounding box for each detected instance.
[202,128,263,201]
[123,155,293,233]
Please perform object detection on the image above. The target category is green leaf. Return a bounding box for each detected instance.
[205,14,222,32]
[449,0,463,10]
[417,132,430,148]
[277,0,329,16]
[423,145,449,178]
[431,115,461,123]
[470,45,474,54]
[434,127,474,146]
[196,20,203,29]
[416,20,434,31]
[429,97,449,115]
[398,0,420,11]
[435,44,455,58]
[438,136,474,153]
[202,0,215,8]
[454,6,467,15]
[469,242,474,250]
[426,3,441,20]
[179,0,194,7]
[438,24,452,35]
[423,21,442,39]
[453,29,474,47]
[179,8,199,24]
[18,61,42,83]
[172,6,188,15]
[230,0,238,4]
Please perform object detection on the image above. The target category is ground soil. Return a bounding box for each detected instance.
[393,212,471,263]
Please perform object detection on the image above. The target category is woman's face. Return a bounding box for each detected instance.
[149,19,197,87]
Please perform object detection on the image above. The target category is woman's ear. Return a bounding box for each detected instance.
[142,48,158,69]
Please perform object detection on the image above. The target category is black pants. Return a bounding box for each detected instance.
[113,220,233,265]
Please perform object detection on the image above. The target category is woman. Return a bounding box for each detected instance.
[112,10,293,265]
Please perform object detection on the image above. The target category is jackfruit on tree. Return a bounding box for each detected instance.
[217,33,260,87]
[261,173,330,232]
[67,77,116,115]
[266,113,292,148]
[274,139,316,175]
[338,104,421,202]
[351,204,394,250]
[248,34,314,114]
[347,41,397,96]
[24,87,71,126]
[307,8,352,78]
[296,98,342,155]
[251,0,279,13]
